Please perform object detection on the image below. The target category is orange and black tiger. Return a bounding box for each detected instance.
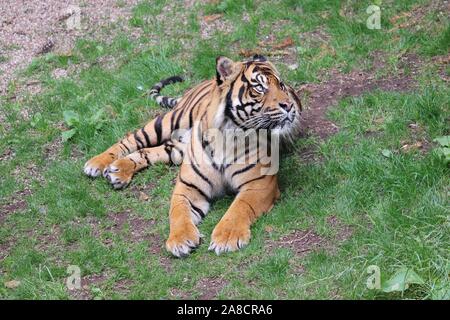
[84,55,302,257]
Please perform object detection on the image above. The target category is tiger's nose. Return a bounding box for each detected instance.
[279,103,293,112]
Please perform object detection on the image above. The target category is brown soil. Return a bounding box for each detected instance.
[100,210,157,244]
[169,276,228,300]
[147,233,173,273]
[196,277,228,300]
[298,53,422,139]
[0,0,140,95]
[68,272,109,300]
[0,188,31,223]
[266,216,354,258]
[266,230,325,257]
[0,239,14,263]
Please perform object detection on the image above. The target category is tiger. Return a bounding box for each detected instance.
[83,55,302,257]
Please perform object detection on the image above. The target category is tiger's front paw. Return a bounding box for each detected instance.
[209,220,251,255]
[166,222,201,258]
[103,158,135,189]
[84,154,114,178]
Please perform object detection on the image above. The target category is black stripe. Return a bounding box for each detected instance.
[129,158,137,169]
[216,70,223,85]
[186,89,210,128]
[154,114,164,145]
[134,131,144,149]
[164,144,173,165]
[118,144,126,153]
[120,141,130,153]
[141,128,151,147]
[174,107,185,130]
[170,109,179,131]
[231,163,256,178]
[175,82,210,127]
[237,175,266,190]
[188,107,194,128]
[191,163,213,187]
[179,176,211,202]
[189,200,205,219]
[160,75,183,87]
[175,193,206,220]
[139,150,150,165]
[225,79,241,127]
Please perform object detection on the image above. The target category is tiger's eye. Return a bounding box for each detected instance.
[254,84,265,93]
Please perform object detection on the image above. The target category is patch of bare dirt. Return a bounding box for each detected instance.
[129,182,156,202]
[266,216,354,258]
[101,210,157,244]
[0,0,141,95]
[91,210,172,272]
[33,224,63,251]
[432,53,450,82]
[298,53,422,139]
[266,230,324,257]
[148,233,173,273]
[169,287,193,300]
[297,144,323,164]
[0,238,14,263]
[196,277,228,300]
[43,130,64,161]
[68,272,109,300]
[201,14,234,40]
[398,122,433,154]
[389,0,449,33]
[113,278,134,297]
[169,276,228,300]
[327,216,354,244]
[0,188,31,223]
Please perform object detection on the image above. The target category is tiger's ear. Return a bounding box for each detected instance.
[252,54,267,62]
[216,56,235,85]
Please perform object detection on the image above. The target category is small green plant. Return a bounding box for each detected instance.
[62,109,105,142]
[62,110,80,142]
[433,136,450,165]
[381,267,424,293]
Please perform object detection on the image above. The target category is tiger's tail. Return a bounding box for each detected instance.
[148,76,183,108]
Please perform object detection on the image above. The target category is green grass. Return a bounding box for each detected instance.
[0,0,448,300]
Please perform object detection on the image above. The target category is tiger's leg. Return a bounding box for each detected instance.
[209,174,280,255]
[84,112,175,178]
[166,164,213,257]
[103,139,186,189]
[84,131,145,178]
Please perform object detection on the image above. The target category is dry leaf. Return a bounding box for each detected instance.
[259,36,294,50]
[434,54,450,65]
[239,48,262,57]
[374,117,385,125]
[400,142,423,153]
[272,37,294,50]
[203,14,223,23]
[5,280,21,289]
[390,11,413,24]
[265,225,274,233]
[139,192,149,201]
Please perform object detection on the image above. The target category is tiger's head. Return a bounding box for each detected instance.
[214,55,302,139]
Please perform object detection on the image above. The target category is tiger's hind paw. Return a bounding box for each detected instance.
[103,158,135,189]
